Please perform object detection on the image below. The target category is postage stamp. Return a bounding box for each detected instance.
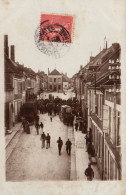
[34,14,73,58]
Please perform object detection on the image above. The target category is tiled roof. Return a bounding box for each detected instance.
[62,77,68,82]
[49,69,61,75]
[62,74,70,82]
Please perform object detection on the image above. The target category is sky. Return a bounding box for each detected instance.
[0,0,125,77]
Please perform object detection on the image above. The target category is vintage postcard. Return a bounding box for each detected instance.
[0,0,126,194]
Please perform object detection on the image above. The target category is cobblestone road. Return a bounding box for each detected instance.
[6,114,71,181]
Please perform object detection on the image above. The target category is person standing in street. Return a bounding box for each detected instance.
[57,137,63,155]
[41,132,46,148]
[84,163,94,181]
[75,122,78,131]
[22,118,26,132]
[65,139,72,155]
[27,122,30,134]
[35,122,39,135]
[46,133,51,149]
[39,122,44,133]
[25,120,30,134]
[50,116,52,122]
[35,114,40,124]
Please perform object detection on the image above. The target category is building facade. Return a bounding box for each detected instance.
[4,35,44,131]
[73,43,121,180]
[48,69,63,92]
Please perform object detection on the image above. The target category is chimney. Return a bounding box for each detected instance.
[106,41,107,49]
[80,65,83,70]
[4,35,9,58]
[65,72,67,76]
[48,68,50,75]
[10,45,15,61]
[90,56,94,62]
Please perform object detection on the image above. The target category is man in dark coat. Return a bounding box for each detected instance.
[75,122,78,131]
[65,139,72,155]
[22,118,26,132]
[41,132,46,148]
[39,122,44,133]
[35,122,39,135]
[57,137,63,155]
[85,164,94,181]
[46,133,51,149]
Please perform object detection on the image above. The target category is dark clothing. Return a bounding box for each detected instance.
[46,135,51,148]
[46,135,50,143]
[41,133,46,140]
[85,167,94,180]
[66,140,72,155]
[27,125,30,134]
[25,121,30,134]
[35,115,39,124]
[35,123,39,134]
[57,139,63,155]
[87,144,94,156]
[41,133,46,148]
[85,135,89,145]
[22,119,26,131]
[40,123,43,129]
[75,123,78,131]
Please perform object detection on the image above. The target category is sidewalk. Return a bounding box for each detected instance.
[67,126,77,180]
[5,123,22,148]
[5,122,23,161]
[74,129,101,180]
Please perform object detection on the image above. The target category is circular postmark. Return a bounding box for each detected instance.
[34,20,71,59]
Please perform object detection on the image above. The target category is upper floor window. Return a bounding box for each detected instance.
[50,85,52,90]
[14,80,18,95]
[14,80,22,95]
[95,94,98,114]
[54,78,56,82]
[50,78,52,82]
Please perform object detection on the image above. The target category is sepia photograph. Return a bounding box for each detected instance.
[0,0,126,194]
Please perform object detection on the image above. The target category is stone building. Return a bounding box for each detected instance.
[48,69,63,92]
[4,35,24,129]
[73,42,121,180]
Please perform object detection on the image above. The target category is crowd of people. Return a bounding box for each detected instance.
[36,96,82,117]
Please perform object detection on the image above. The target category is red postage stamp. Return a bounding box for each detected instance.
[34,13,74,58]
[40,14,73,43]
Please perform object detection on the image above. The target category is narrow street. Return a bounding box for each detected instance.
[6,114,71,181]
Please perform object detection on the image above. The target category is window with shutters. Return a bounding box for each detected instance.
[50,85,52,90]
[103,105,109,133]
[14,80,18,95]
[95,94,98,114]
